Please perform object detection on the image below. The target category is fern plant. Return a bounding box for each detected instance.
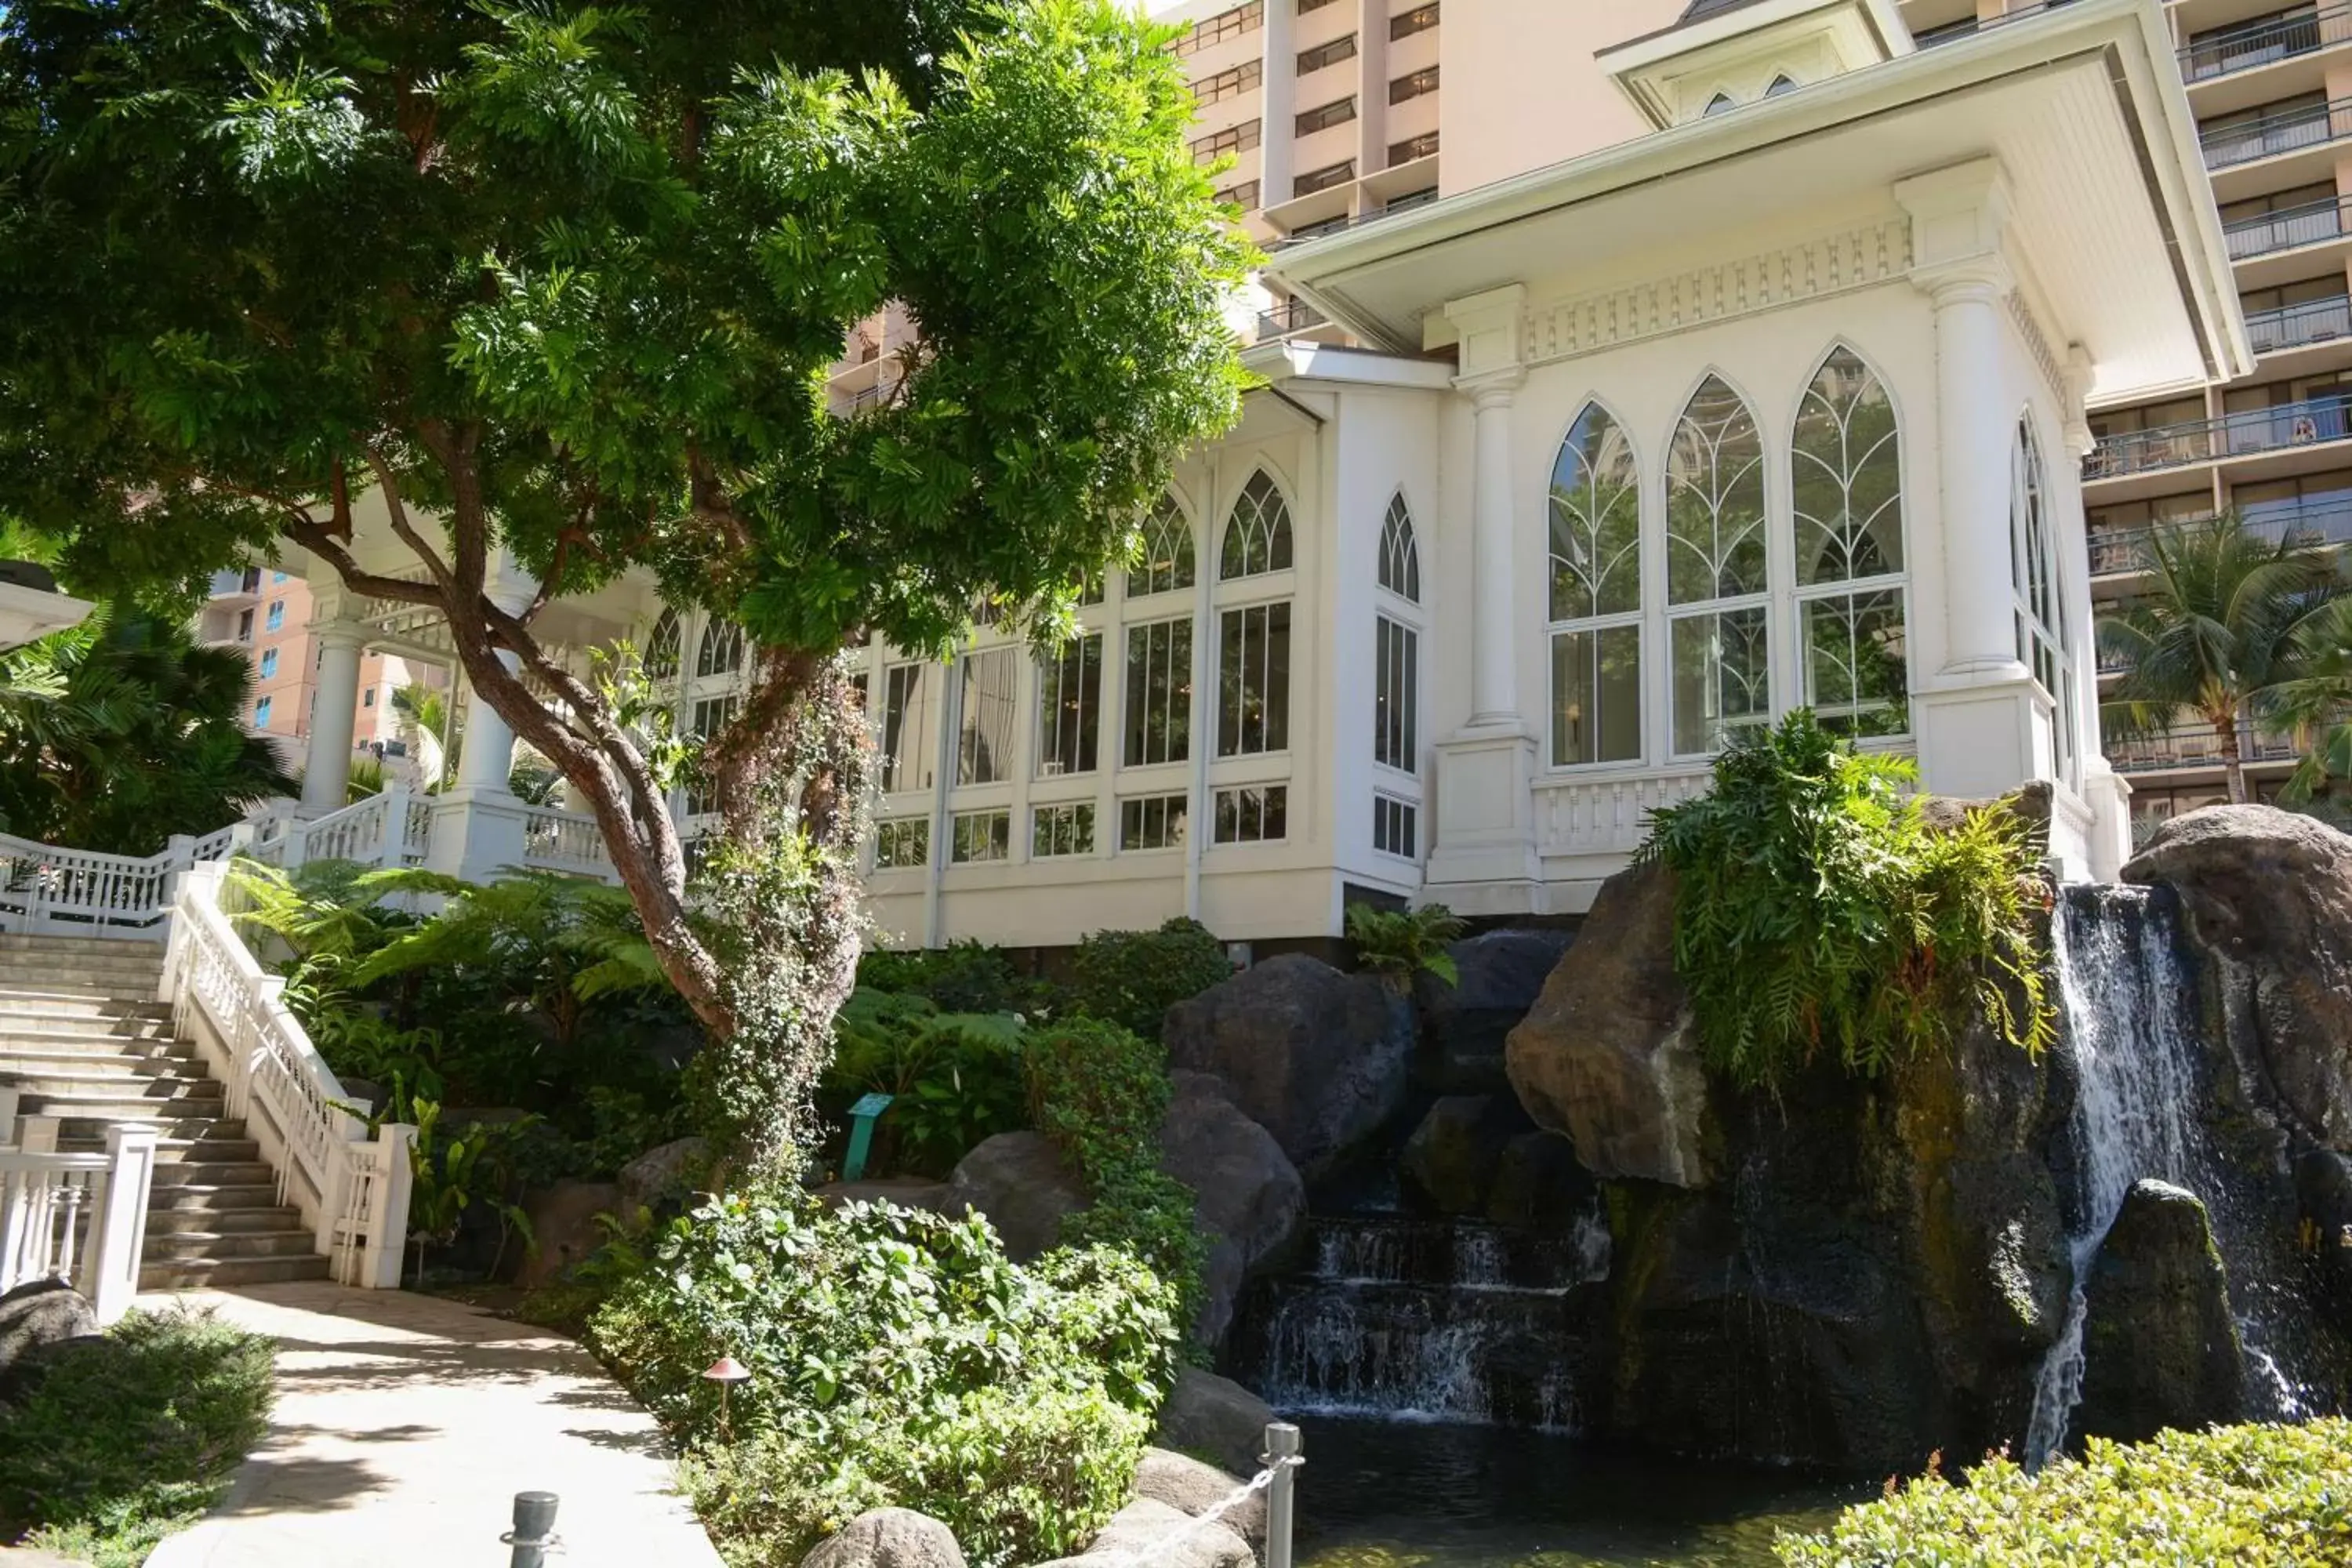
[1637,710,2053,1091]
[1345,902,1467,985]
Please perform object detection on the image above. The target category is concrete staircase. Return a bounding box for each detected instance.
[0,934,328,1289]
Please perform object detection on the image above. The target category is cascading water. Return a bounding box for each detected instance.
[1232,1207,1610,1428]
[2026,884,2318,1461]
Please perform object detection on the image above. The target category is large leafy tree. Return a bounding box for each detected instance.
[0,608,299,855]
[2099,515,2344,804]
[0,1,1247,1171]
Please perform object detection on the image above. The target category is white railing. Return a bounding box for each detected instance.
[0,833,180,938]
[0,1118,157,1323]
[159,862,413,1288]
[521,804,611,873]
[290,786,430,869]
[1536,768,1716,858]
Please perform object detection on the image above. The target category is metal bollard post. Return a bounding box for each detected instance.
[503,1490,561,1568]
[1261,1421,1302,1568]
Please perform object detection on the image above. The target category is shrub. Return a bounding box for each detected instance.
[1777,1419,2352,1566]
[1024,1018,1204,1330]
[1069,918,1232,1040]
[856,939,1053,1017]
[1639,710,2053,1091]
[0,1305,275,1568]
[1345,901,1466,984]
[826,989,1029,1177]
[590,1192,1176,1568]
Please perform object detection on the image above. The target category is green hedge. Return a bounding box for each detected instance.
[1069,917,1230,1041]
[1777,1420,2352,1566]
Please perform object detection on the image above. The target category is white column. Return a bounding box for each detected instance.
[456,652,521,794]
[300,623,368,811]
[1927,261,2025,677]
[1467,375,1526,725]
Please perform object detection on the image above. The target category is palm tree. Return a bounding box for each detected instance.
[2099,514,2344,804]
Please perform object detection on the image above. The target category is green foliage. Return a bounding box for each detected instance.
[590,1192,1175,1568]
[0,1306,275,1568]
[1069,917,1232,1040]
[1345,901,1467,985]
[856,939,1055,1017]
[0,607,296,855]
[826,989,1029,1177]
[1639,710,2053,1091]
[1777,1419,2352,1566]
[1024,1018,1203,1329]
[399,1095,540,1281]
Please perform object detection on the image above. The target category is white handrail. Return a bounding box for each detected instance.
[521,804,611,872]
[160,862,413,1288]
[0,1121,157,1323]
[0,833,179,938]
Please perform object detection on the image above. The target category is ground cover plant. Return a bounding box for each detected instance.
[0,1305,275,1568]
[1776,1418,2352,1566]
[1639,709,2053,1091]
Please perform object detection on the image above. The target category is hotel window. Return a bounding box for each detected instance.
[1293,159,1354,198]
[950,809,1011,864]
[1218,602,1291,756]
[874,818,929,870]
[1548,403,1644,766]
[1390,4,1439,42]
[644,609,681,680]
[683,695,741,815]
[1124,618,1193,766]
[1033,801,1095,858]
[1214,784,1287,844]
[2013,421,2078,783]
[265,600,284,632]
[1296,97,1356,137]
[1374,616,1417,771]
[237,608,253,641]
[879,662,937,793]
[1666,377,1771,754]
[1373,794,1417,858]
[1037,633,1102,777]
[255,696,273,728]
[1379,492,1420,601]
[1134,495,1197,596]
[696,619,744,678]
[1390,66,1439,104]
[1388,132,1439,166]
[259,648,278,680]
[1299,0,1340,11]
[1120,793,1189,851]
[1221,470,1294,579]
[1791,348,1910,737]
[272,570,288,584]
[363,688,376,707]
[1298,35,1356,76]
[1216,180,1261,212]
[1194,60,1262,106]
[1172,1,1262,57]
[955,648,1020,786]
[1192,119,1261,165]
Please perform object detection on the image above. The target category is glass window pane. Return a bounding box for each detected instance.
[1118,793,1189,851]
[1802,589,1909,737]
[1380,493,1421,601]
[1123,619,1193,767]
[956,648,1021,786]
[1033,802,1095,858]
[1134,495,1196,597]
[1792,349,1904,585]
[1221,470,1294,579]
[1549,403,1642,620]
[880,662,935,793]
[1218,601,1292,756]
[1550,626,1642,766]
[1036,633,1102,777]
[1666,378,1768,604]
[1374,615,1418,770]
[1671,608,1771,753]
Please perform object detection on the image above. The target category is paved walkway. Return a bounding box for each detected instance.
[140,1283,723,1568]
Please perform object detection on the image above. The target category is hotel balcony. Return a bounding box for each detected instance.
[2086,495,2352,579]
[2082,391,2352,486]
[2181,4,2352,89]
[2200,96,2352,198]
[2105,721,2304,775]
[2245,293,2352,356]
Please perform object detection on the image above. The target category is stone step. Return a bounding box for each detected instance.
[0,1000,176,1028]
[150,1181,284,1213]
[0,934,169,956]
[0,967,165,993]
[20,1085,226,1121]
[51,1116,234,1145]
[147,1159,275,1189]
[0,1044,201,1075]
[144,1226,319,1261]
[4,1065,219,1097]
[140,1254,331,1290]
[0,988,171,1013]
[145,1206,306,1237]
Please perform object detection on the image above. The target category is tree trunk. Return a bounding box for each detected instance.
[2220,708,2249,805]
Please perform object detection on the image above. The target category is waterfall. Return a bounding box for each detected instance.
[1233,1209,1609,1428]
[2027,885,2314,1462]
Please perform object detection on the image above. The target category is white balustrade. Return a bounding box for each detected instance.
[521,805,611,873]
[160,862,414,1288]
[1535,768,1716,858]
[0,1120,158,1323]
[0,833,179,939]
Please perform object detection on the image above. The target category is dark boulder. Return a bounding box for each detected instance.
[942,1132,1087,1263]
[1416,929,1574,1094]
[619,1136,710,1216]
[1400,1094,1531,1215]
[1159,1073,1304,1347]
[1163,954,1414,1178]
[1484,1131,1600,1232]
[800,1508,967,1568]
[1505,862,1712,1188]
[1154,1367,1275,1476]
[0,1279,100,1403]
[2078,1180,2245,1444]
[1080,1498,1250,1568]
[514,1179,622,1289]
[1134,1447,1265,1549]
[2124,806,2352,1145]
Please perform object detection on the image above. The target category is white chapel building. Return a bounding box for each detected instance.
[281,0,2249,953]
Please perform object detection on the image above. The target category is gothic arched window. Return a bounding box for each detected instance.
[1547,403,1642,766]
[1666,376,1769,753]
[1791,347,1909,736]
[1134,495,1196,597]
[1377,492,1420,602]
[696,618,745,679]
[644,609,681,681]
[1220,470,1294,579]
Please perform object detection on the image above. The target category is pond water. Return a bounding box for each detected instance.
[1290,1417,1867,1568]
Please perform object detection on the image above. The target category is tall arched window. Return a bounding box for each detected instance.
[1133,495,1195,597]
[644,608,681,681]
[2013,419,2077,782]
[1221,470,1294,579]
[1792,347,1909,736]
[1548,402,1642,765]
[1378,492,1420,601]
[1666,376,1770,753]
[697,618,745,679]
